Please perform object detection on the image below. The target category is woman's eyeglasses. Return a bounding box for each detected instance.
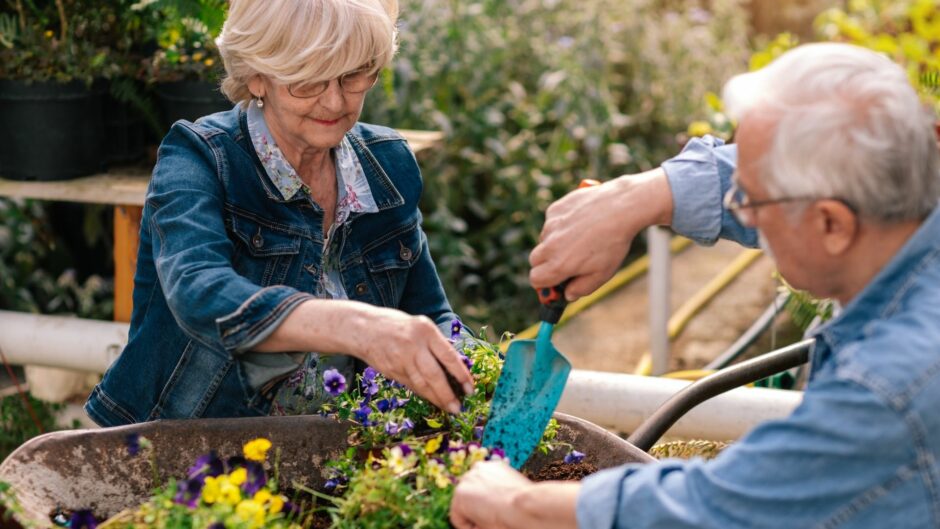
[287,64,379,99]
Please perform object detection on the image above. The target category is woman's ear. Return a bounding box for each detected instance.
[814,199,858,256]
[247,75,265,99]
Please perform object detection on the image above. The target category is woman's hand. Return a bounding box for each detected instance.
[529,168,674,301]
[450,461,580,529]
[256,299,473,414]
[344,304,474,414]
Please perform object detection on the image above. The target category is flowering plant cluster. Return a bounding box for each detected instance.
[311,323,574,528]
[131,0,226,83]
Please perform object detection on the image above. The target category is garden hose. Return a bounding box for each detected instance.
[634,249,764,376]
[705,291,792,371]
[502,236,693,351]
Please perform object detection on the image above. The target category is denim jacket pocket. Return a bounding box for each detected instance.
[363,224,421,307]
[228,212,303,286]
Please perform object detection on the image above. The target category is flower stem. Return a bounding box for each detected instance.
[54,0,66,42]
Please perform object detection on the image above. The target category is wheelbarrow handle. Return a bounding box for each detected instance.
[626,339,813,452]
[535,179,601,324]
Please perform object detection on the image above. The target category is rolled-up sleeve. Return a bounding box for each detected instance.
[148,123,312,354]
[575,377,915,529]
[661,135,757,248]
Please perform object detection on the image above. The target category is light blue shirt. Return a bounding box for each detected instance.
[576,136,940,528]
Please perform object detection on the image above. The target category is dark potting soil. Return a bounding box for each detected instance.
[527,460,598,482]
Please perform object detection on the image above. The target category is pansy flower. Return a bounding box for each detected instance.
[125,433,141,457]
[353,403,373,426]
[361,367,380,397]
[323,368,347,396]
[243,438,272,462]
[450,319,463,341]
[174,478,203,508]
[188,452,224,483]
[243,461,268,496]
[68,510,97,529]
[564,450,585,464]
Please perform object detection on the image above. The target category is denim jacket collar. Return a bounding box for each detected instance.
[812,205,940,351]
[237,106,404,211]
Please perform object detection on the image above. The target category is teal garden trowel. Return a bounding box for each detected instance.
[482,179,597,468]
[482,282,572,469]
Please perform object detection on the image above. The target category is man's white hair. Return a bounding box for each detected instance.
[217,0,398,105]
[722,42,940,222]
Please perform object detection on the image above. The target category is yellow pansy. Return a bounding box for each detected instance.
[269,495,284,514]
[243,438,272,462]
[425,435,443,454]
[235,499,266,528]
[468,444,488,465]
[201,476,220,504]
[44,30,54,39]
[219,480,242,505]
[204,58,214,67]
[192,52,204,62]
[229,467,247,486]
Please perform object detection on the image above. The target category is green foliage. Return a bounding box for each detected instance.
[0,0,146,84]
[814,0,940,114]
[362,0,749,333]
[0,392,72,462]
[0,199,113,319]
[131,0,227,83]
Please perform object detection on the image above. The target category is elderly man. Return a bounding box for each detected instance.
[450,43,940,529]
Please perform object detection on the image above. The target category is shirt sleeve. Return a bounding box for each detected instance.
[575,377,916,529]
[660,135,758,248]
[148,122,313,354]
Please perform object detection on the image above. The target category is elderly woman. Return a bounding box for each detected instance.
[85,0,472,426]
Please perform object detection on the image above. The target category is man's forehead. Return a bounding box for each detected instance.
[735,113,779,183]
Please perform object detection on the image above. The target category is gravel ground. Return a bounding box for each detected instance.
[552,240,780,374]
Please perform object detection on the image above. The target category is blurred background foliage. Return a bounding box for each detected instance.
[362,0,750,332]
[1,0,937,334]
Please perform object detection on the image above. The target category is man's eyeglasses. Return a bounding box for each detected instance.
[723,180,855,226]
[287,64,379,99]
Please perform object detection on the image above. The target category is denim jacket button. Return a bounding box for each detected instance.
[355,283,368,295]
[251,233,264,248]
[399,244,413,261]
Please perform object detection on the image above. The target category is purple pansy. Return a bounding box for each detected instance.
[188,452,224,483]
[174,478,203,508]
[473,426,483,440]
[68,510,98,529]
[489,447,506,460]
[376,398,392,413]
[450,320,463,341]
[361,368,380,397]
[459,353,474,370]
[384,421,400,436]
[401,418,414,432]
[397,443,413,457]
[125,433,141,457]
[354,403,373,426]
[323,368,347,396]
[243,461,267,496]
[564,450,585,464]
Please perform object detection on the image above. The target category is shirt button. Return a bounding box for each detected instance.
[251,233,264,248]
[355,283,368,295]
[304,264,318,275]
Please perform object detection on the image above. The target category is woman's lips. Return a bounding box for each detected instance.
[313,117,341,126]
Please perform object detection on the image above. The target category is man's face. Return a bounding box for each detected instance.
[734,115,839,298]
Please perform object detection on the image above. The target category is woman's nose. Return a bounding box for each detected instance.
[318,80,346,112]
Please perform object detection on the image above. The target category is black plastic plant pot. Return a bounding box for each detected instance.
[0,80,106,181]
[102,93,147,166]
[154,80,232,131]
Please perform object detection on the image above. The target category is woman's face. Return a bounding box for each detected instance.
[249,71,370,153]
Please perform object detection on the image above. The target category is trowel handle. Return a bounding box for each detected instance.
[534,179,601,324]
[537,282,569,324]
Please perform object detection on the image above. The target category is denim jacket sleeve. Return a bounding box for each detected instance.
[660,135,758,248]
[575,376,916,529]
[147,123,313,354]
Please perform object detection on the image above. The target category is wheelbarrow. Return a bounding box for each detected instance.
[0,340,810,527]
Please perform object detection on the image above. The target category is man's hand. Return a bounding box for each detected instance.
[450,461,581,529]
[529,168,674,301]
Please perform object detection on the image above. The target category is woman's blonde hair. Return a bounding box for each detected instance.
[217,0,399,105]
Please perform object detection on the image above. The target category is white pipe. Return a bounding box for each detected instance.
[557,369,802,442]
[0,311,128,373]
[647,226,671,375]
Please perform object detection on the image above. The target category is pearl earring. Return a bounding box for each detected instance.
[256,96,264,108]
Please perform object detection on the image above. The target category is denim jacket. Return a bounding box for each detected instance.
[577,136,940,528]
[85,107,458,426]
